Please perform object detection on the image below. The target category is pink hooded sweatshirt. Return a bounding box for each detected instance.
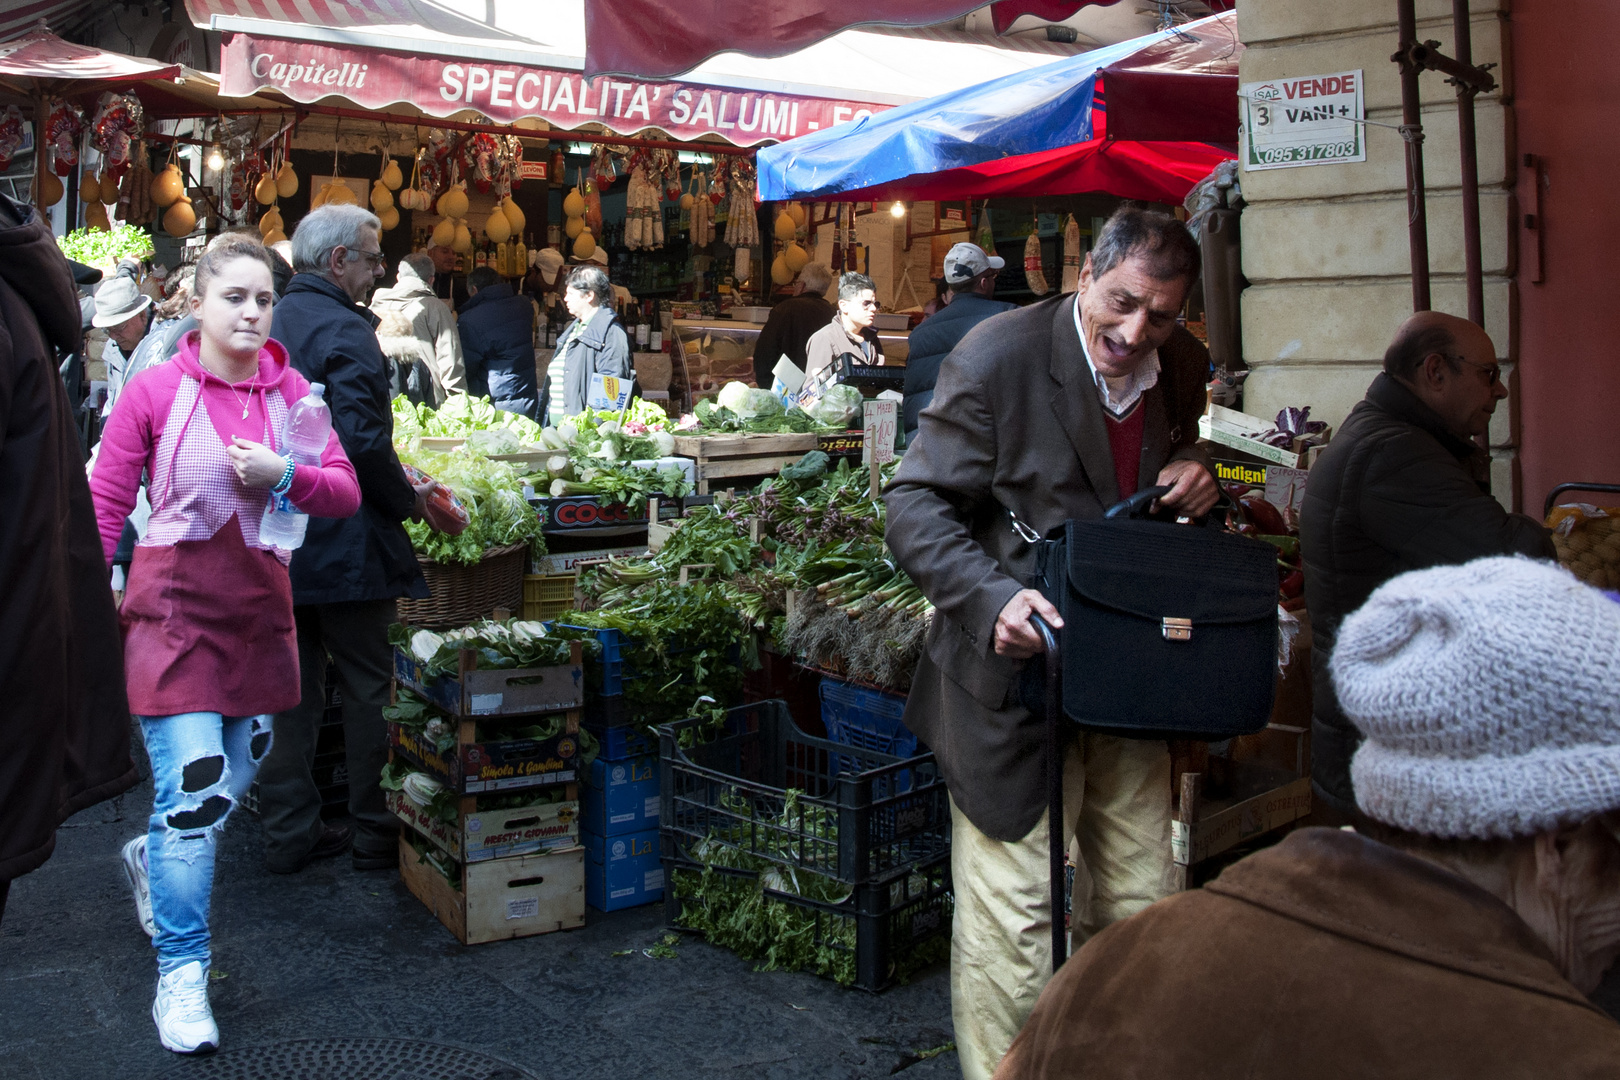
[92,330,360,562]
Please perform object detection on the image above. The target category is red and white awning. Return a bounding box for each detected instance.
[0,26,181,91]
[1,3,96,45]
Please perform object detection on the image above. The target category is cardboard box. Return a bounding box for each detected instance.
[582,827,664,912]
[581,755,659,836]
[1211,458,1311,515]
[1199,405,1311,469]
[388,717,580,794]
[393,645,583,718]
[398,834,585,945]
[534,547,646,576]
[386,788,579,863]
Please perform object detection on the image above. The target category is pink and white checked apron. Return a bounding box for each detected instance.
[121,375,302,717]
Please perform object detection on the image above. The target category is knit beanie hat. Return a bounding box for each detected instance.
[1332,556,1620,839]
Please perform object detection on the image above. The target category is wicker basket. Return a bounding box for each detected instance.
[397,542,528,629]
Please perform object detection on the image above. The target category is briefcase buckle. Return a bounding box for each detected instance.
[1162,617,1193,642]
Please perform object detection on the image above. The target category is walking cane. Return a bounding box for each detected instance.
[1030,612,1065,973]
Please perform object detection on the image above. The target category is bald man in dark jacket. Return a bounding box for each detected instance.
[1301,311,1554,821]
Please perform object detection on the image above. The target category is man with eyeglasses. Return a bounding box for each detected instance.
[802,271,885,384]
[259,204,437,875]
[1300,309,1555,827]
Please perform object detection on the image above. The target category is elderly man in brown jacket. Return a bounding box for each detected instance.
[996,558,1620,1079]
[884,207,1217,1080]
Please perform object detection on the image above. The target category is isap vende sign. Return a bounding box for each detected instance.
[1240,70,1366,171]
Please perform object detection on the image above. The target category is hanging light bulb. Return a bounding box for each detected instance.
[890,200,906,219]
[206,143,225,172]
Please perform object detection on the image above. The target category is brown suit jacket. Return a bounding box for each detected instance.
[883,293,1210,841]
[996,828,1620,1079]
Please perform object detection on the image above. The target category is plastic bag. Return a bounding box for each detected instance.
[804,383,863,428]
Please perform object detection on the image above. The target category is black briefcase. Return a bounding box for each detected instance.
[1028,486,1280,741]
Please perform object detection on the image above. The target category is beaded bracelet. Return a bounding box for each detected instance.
[271,457,296,496]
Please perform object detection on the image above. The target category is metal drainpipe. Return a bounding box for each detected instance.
[1452,0,1485,326]
[1395,0,1431,312]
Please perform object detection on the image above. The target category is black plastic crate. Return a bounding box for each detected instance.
[664,851,951,992]
[658,700,949,887]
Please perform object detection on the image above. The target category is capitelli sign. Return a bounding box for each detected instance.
[223,34,890,146]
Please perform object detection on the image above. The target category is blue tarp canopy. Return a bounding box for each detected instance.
[756,13,1239,204]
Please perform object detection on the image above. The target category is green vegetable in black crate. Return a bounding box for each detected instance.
[670,791,950,987]
[394,447,545,566]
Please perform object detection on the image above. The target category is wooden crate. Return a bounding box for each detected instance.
[387,785,579,863]
[398,834,585,944]
[671,432,819,494]
[393,641,583,717]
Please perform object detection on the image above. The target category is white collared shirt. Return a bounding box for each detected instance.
[1072,293,1159,418]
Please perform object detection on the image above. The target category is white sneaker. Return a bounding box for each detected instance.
[152,961,219,1055]
[121,836,156,938]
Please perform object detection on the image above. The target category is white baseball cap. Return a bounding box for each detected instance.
[943,242,1004,285]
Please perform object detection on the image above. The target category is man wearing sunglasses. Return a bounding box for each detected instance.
[1301,309,1555,827]
[259,204,437,876]
[803,271,886,384]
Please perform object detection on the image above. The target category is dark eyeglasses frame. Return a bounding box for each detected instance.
[1440,352,1502,386]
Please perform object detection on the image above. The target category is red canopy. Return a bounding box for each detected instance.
[988,0,1232,35]
[826,136,1232,205]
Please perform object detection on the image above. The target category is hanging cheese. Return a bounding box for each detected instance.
[79,168,100,204]
[381,158,403,190]
[254,173,278,205]
[431,218,456,247]
[275,161,298,198]
[1023,232,1049,296]
[38,170,64,207]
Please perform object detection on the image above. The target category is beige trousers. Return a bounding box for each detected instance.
[950,733,1173,1080]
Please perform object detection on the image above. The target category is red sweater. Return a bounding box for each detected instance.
[1106,403,1146,501]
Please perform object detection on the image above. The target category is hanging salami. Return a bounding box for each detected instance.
[1024,230,1049,296]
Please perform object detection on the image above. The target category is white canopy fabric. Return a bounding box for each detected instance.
[187,0,1074,109]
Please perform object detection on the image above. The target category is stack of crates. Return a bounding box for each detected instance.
[660,700,953,992]
[578,634,662,910]
[239,664,347,817]
[386,641,588,945]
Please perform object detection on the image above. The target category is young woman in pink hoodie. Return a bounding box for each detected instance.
[90,233,361,1056]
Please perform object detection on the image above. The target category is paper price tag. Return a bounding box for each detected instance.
[862,400,897,465]
[587,373,633,412]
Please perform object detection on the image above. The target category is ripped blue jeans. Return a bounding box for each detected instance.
[138,712,272,976]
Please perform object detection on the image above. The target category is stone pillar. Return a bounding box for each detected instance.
[1237,0,1517,506]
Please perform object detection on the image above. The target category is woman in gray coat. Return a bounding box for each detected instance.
[556,265,631,416]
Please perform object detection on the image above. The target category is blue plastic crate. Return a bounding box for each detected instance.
[559,624,632,696]
[820,678,915,762]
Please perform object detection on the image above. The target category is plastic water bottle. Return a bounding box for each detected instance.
[258,383,332,550]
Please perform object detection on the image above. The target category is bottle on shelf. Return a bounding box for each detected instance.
[259,383,331,551]
[475,241,488,270]
[514,231,528,277]
[635,300,651,350]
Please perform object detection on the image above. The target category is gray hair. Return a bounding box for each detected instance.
[838,272,876,302]
[798,262,833,295]
[291,204,382,276]
[400,251,435,282]
[1089,206,1200,288]
[566,264,613,307]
